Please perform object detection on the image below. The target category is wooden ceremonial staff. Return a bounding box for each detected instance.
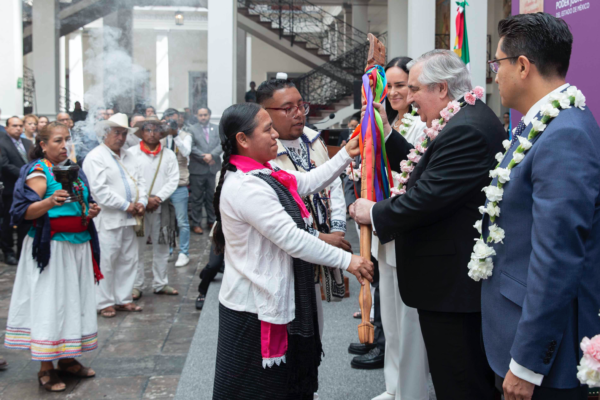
[358,33,386,345]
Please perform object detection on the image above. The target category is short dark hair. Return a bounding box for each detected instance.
[6,116,21,127]
[256,79,297,105]
[350,113,360,122]
[498,12,572,78]
[163,108,179,117]
[146,106,156,113]
[196,107,212,116]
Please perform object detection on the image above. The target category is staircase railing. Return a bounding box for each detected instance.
[238,0,368,60]
[296,32,387,111]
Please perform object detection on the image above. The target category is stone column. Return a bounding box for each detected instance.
[68,30,85,109]
[352,0,369,38]
[387,0,408,58]
[207,0,236,120]
[236,28,247,104]
[451,1,488,98]
[407,0,435,59]
[0,0,24,119]
[33,0,60,117]
[103,8,134,113]
[246,34,252,89]
[156,31,170,113]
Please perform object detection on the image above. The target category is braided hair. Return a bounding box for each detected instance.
[213,103,263,254]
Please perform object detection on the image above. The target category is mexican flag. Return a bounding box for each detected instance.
[453,1,470,70]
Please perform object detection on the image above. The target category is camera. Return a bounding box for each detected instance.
[166,120,178,130]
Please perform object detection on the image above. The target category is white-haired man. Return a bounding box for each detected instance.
[83,113,147,318]
[351,50,506,399]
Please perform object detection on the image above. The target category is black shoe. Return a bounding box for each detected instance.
[350,347,384,370]
[4,254,17,266]
[195,293,206,310]
[348,342,376,355]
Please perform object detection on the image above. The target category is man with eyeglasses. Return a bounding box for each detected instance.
[258,78,350,342]
[482,13,599,400]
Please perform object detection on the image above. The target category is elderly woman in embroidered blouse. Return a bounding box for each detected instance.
[211,103,373,400]
[5,122,102,392]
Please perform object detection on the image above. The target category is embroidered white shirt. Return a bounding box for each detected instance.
[218,148,354,324]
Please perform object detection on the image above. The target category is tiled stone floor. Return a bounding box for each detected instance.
[0,230,212,399]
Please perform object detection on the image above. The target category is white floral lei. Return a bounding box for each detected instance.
[391,86,485,196]
[468,85,587,281]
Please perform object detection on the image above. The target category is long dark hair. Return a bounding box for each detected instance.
[384,56,413,124]
[213,103,262,254]
[29,121,69,160]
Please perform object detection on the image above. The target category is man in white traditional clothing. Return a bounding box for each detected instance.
[258,78,350,339]
[83,113,148,318]
[129,116,180,297]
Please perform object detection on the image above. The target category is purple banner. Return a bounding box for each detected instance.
[511,0,599,123]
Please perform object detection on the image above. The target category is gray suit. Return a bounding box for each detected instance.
[189,123,222,226]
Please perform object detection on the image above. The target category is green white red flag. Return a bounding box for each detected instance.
[453,1,470,70]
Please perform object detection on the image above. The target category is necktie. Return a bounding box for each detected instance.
[204,126,209,143]
[510,119,527,146]
[15,140,27,163]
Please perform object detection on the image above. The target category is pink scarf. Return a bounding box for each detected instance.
[229,155,310,220]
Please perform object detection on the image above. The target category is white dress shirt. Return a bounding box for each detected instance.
[82,144,148,230]
[218,148,354,325]
[126,145,180,213]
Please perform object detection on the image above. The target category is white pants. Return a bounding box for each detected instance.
[134,212,170,292]
[379,255,429,400]
[96,225,139,310]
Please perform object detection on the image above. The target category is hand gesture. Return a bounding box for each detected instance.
[502,369,535,400]
[203,153,213,163]
[361,102,392,136]
[320,232,352,252]
[146,196,162,213]
[88,203,101,219]
[347,255,374,285]
[345,136,360,158]
[350,198,375,226]
[134,202,145,216]
[48,190,70,207]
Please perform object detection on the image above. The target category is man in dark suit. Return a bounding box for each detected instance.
[352,50,505,399]
[188,107,222,235]
[0,117,33,264]
[480,13,597,400]
[0,109,7,134]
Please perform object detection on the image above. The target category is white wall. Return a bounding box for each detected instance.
[249,34,312,87]
[132,29,208,112]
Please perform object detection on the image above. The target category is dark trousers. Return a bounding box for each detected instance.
[198,243,224,295]
[190,173,216,227]
[372,256,385,351]
[418,310,495,400]
[495,374,588,400]
[1,195,30,260]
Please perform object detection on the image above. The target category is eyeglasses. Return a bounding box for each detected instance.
[265,102,310,118]
[488,56,535,74]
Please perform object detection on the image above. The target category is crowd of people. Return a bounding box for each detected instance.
[0,11,598,400]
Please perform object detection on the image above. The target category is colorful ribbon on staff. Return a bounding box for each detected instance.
[350,65,393,202]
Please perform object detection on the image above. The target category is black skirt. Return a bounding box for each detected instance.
[213,303,313,400]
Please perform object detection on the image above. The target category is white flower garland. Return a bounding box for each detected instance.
[392,86,485,196]
[468,85,587,281]
[396,107,418,137]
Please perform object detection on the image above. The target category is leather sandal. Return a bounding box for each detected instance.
[115,303,143,312]
[57,359,95,378]
[38,369,66,392]
[99,306,116,318]
[154,285,179,295]
[132,288,142,300]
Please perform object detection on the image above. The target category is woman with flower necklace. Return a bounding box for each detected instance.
[212,103,373,399]
[5,122,102,392]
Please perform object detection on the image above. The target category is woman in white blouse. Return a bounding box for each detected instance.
[211,103,373,400]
